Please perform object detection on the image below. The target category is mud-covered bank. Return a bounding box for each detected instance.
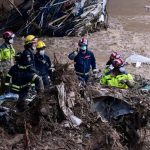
[108,0,150,33]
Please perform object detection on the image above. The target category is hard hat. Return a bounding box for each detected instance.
[3,31,15,39]
[15,52,22,63]
[113,58,124,68]
[36,40,46,49]
[25,35,36,45]
[110,52,118,60]
[78,38,88,47]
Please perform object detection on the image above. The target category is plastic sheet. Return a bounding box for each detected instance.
[125,54,150,64]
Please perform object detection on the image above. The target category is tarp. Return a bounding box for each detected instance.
[125,54,150,64]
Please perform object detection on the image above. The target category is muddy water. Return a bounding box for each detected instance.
[108,0,150,32]
[0,0,150,79]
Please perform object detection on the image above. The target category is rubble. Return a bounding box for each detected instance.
[0,62,149,150]
[0,0,108,36]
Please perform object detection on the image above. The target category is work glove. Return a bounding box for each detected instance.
[119,67,126,73]
[120,79,127,84]
[93,69,98,74]
[48,66,56,82]
[50,63,55,73]
[92,69,101,79]
[108,64,114,70]
[50,67,55,73]
[68,50,78,60]
[126,80,135,88]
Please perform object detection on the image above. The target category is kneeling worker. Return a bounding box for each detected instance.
[100,58,134,89]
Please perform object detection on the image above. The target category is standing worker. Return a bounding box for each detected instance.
[21,35,38,70]
[35,40,53,88]
[0,31,16,92]
[5,53,44,112]
[68,38,97,82]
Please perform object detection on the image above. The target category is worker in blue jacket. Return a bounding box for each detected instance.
[35,40,53,88]
[21,35,37,70]
[5,53,44,111]
[68,38,97,82]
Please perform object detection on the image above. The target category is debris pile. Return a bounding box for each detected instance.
[0,62,149,149]
[0,0,108,36]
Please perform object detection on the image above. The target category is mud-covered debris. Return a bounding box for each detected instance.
[0,0,108,36]
[0,63,149,149]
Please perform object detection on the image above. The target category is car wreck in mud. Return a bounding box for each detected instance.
[0,0,108,36]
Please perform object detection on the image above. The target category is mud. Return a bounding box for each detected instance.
[1,16,150,80]
[108,0,150,33]
[0,62,149,150]
[0,0,149,149]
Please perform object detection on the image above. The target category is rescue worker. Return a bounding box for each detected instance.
[100,58,134,89]
[0,31,15,93]
[21,35,37,70]
[35,40,53,88]
[106,52,120,66]
[103,52,122,74]
[68,38,97,82]
[5,53,44,111]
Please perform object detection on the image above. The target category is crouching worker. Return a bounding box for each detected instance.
[100,58,134,89]
[35,40,53,88]
[103,52,122,74]
[68,38,97,82]
[4,53,44,111]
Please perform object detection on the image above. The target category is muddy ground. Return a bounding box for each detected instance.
[0,16,149,79]
[0,0,150,79]
[0,0,150,150]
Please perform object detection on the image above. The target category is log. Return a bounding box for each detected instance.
[8,0,23,16]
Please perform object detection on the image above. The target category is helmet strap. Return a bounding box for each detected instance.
[5,39,11,44]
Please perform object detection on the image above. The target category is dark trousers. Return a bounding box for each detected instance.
[42,75,50,88]
[77,74,89,83]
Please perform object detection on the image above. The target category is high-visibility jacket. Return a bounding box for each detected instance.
[0,43,15,61]
[100,73,133,89]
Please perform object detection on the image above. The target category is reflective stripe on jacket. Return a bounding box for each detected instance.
[5,65,39,92]
[100,73,133,89]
